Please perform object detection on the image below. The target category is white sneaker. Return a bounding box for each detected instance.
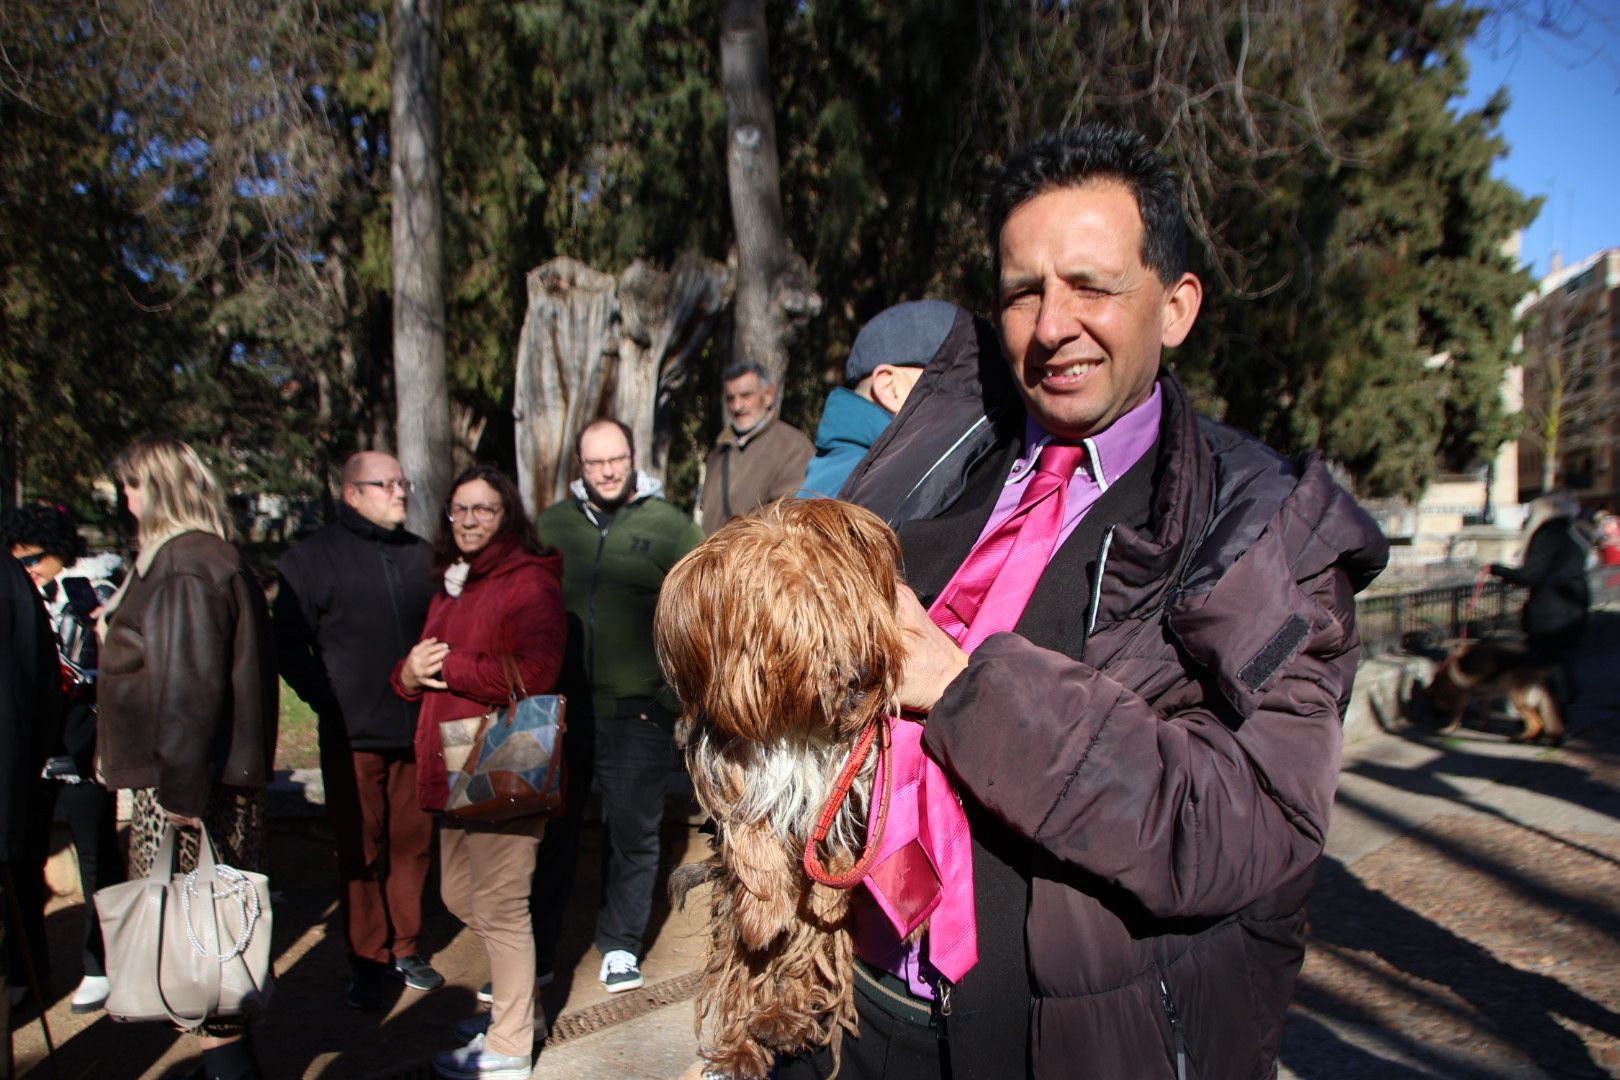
[70,974,110,1013]
[598,949,642,993]
[432,1032,532,1079]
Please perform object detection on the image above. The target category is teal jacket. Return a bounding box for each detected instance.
[535,474,703,705]
[797,387,893,499]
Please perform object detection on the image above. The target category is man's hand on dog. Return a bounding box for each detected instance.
[895,584,968,715]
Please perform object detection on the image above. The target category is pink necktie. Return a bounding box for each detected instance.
[933,442,1089,650]
[861,442,1086,990]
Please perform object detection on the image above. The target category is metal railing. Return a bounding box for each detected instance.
[1356,567,1620,658]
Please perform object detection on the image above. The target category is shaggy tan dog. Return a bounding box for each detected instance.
[655,499,905,1079]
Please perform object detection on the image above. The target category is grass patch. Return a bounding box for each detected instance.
[277,679,322,772]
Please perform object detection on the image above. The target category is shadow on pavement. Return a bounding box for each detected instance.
[1299,852,1620,1078]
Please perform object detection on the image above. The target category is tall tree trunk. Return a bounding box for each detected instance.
[615,253,732,479]
[512,255,730,514]
[719,0,820,389]
[512,258,619,517]
[390,0,451,537]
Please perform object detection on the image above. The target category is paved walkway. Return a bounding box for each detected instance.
[10,615,1619,1078]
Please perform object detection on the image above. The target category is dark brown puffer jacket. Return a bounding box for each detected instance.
[98,531,278,817]
[844,330,1388,1079]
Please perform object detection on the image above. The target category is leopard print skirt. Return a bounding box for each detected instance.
[127,785,267,879]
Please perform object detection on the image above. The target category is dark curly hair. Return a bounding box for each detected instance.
[1,504,89,563]
[984,122,1188,287]
[430,464,552,575]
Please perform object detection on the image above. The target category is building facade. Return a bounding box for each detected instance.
[1514,248,1620,513]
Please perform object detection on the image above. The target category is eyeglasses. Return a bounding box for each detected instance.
[352,478,413,494]
[580,454,632,473]
[16,552,45,569]
[446,502,502,523]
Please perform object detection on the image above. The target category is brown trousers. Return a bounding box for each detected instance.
[324,745,433,964]
[440,818,545,1057]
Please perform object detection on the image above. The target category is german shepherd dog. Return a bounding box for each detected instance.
[1425,637,1564,744]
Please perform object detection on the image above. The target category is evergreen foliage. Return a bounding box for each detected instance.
[0,0,1548,511]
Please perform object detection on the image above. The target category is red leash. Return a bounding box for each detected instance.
[803,718,892,889]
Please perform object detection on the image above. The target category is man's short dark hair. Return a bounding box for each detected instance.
[985,123,1188,286]
[574,417,636,460]
[721,359,772,387]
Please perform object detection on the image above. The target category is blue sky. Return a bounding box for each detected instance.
[1460,11,1620,280]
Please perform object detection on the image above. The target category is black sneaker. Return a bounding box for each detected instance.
[347,961,389,1010]
[598,949,642,993]
[393,953,446,992]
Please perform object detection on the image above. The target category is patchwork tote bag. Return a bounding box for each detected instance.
[440,653,567,822]
[94,821,274,1029]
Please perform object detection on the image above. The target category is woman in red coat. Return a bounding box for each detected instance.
[392,464,565,1080]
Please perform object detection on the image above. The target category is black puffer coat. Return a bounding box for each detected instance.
[1491,516,1589,648]
[842,314,1389,1080]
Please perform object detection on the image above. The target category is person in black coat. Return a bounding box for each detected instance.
[273,452,438,1009]
[2,504,127,1015]
[1491,495,1591,709]
[2,551,62,1077]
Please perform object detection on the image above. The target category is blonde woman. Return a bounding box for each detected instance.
[96,436,277,1080]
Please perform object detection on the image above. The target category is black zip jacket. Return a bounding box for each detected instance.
[274,504,434,749]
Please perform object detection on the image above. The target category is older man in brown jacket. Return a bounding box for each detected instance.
[699,360,813,535]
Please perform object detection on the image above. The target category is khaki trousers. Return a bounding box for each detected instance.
[440,817,545,1057]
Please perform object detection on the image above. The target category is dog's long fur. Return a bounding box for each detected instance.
[1427,638,1564,743]
[655,499,905,1079]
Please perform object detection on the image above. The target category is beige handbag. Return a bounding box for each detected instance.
[94,821,274,1029]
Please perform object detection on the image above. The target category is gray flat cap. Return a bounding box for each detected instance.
[844,300,964,386]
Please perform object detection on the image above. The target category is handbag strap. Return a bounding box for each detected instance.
[152,821,225,1030]
[499,653,527,704]
[149,818,181,883]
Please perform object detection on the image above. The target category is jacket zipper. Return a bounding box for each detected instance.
[929,974,954,1068]
[1086,526,1116,640]
[1159,976,1187,1080]
[379,544,407,656]
[585,517,608,685]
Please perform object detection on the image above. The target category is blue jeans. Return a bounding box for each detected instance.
[593,697,679,957]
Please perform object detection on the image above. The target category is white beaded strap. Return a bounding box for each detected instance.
[179,864,261,961]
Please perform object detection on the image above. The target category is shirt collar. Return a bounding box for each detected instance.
[1008,382,1163,493]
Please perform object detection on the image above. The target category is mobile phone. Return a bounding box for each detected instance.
[62,577,100,620]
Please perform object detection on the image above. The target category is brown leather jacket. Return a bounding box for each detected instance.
[98,531,278,817]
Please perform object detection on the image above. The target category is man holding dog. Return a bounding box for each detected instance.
[536,419,703,993]
[796,124,1389,1079]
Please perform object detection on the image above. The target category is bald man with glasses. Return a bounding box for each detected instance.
[273,451,442,1009]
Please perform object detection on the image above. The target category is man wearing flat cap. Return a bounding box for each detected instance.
[798,300,965,500]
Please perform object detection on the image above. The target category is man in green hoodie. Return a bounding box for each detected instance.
[535,418,703,994]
